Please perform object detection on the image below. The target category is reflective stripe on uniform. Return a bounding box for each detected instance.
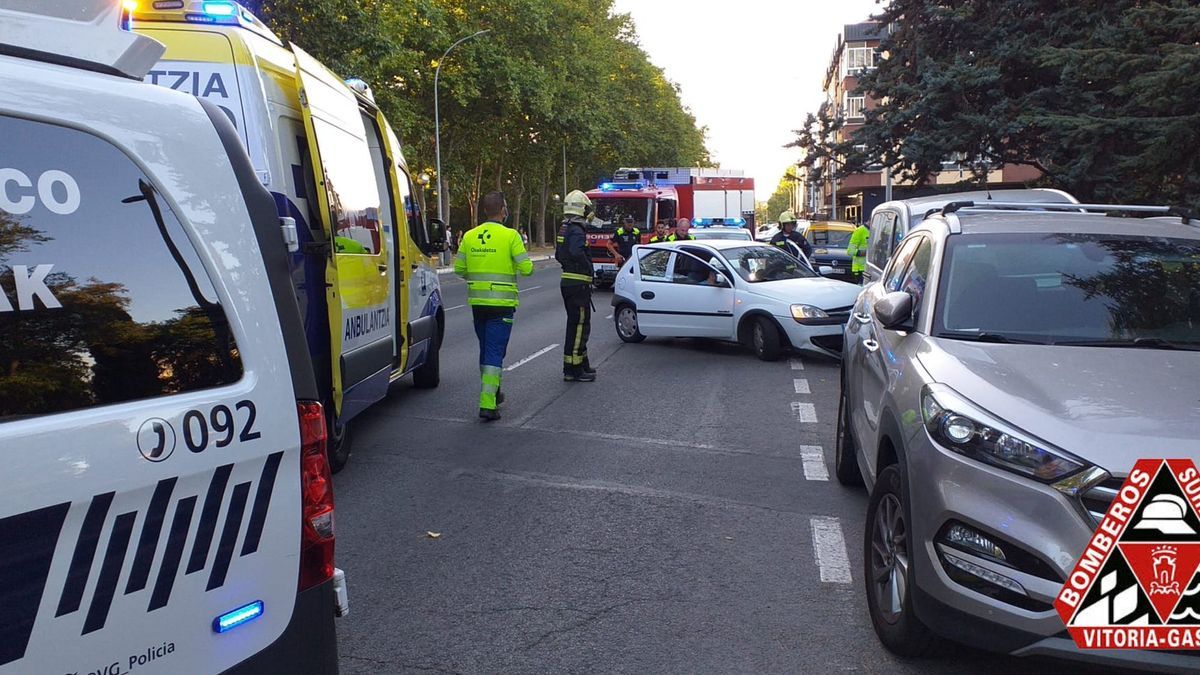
[480,365,502,409]
[561,272,593,282]
[564,306,586,365]
[513,253,531,265]
[469,272,518,283]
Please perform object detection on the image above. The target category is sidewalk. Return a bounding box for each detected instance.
[436,246,555,275]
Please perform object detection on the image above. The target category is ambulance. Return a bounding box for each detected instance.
[1,1,343,672]
[135,1,448,471]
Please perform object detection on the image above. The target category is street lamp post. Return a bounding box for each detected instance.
[434,29,490,227]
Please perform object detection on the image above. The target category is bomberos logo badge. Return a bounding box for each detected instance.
[1056,459,1200,650]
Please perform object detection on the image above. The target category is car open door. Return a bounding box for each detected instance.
[292,44,393,420]
[637,248,736,338]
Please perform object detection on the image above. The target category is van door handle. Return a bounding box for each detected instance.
[862,338,880,353]
[377,264,387,273]
[641,291,655,300]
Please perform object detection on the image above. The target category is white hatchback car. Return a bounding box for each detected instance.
[611,241,862,359]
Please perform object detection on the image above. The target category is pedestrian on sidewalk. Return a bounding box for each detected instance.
[555,190,597,382]
[454,191,534,421]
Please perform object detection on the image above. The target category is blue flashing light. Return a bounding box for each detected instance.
[598,181,645,192]
[213,600,264,633]
[202,1,238,16]
[600,182,614,191]
[693,217,747,228]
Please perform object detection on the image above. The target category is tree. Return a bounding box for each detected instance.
[793,1,1200,209]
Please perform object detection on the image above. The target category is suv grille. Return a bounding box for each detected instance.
[1080,475,1124,526]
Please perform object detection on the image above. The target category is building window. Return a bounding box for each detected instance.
[843,47,877,76]
[844,95,865,120]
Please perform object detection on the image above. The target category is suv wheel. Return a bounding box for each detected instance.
[327,414,352,474]
[615,305,645,343]
[751,316,782,361]
[834,385,864,485]
[865,464,939,656]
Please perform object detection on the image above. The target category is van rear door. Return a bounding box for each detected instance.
[0,110,301,674]
[292,44,393,419]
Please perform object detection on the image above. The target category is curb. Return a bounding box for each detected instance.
[436,254,553,275]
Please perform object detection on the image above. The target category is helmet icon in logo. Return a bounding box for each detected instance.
[1133,494,1196,535]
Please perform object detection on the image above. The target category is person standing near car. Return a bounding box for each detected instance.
[454,191,534,421]
[606,214,641,268]
[556,190,597,382]
[846,220,870,284]
[771,210,813,260]
[649,220,671,243]
[668,217,695,241]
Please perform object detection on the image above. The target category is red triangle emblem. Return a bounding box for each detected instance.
[1119,542,1200,622]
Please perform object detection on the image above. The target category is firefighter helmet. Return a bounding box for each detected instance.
[779,209,798,225]
[563,190,593,217]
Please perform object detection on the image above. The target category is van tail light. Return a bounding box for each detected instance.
[297,401,335,591]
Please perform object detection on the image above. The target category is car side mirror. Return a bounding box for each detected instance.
[874,291,914,330]
[713,272,730,287]
[818,265,835,277]
[426,217,448,253]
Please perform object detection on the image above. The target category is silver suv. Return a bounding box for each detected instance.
[835,201,1200,670]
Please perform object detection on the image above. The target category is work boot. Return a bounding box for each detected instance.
[564,370,596,382]
[479,408,501,422]
[497,390,506,406]
[582,362,596,375]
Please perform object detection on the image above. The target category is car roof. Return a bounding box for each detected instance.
[924,211,1200,240]
[640,239,767,251]
[877,188,1078,219]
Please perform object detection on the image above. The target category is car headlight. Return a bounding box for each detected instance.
[790,304,828,323]
[920,384,1087,483]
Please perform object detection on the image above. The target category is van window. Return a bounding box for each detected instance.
[397,168,429,251]
[313,118,383,255]
[0,115,242,421]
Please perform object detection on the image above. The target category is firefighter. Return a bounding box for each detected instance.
[556,190,597,382]
[649,220,671,243]
[771,210,813,260]
[606,214,641,267]
[668,217,695,241]
[454,191,534,421]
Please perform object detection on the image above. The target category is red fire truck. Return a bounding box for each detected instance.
[584,167,756,286]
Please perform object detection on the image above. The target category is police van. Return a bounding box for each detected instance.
[135,1,448,471]
[0,2,343,672]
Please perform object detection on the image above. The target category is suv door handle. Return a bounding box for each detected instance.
[852,312,871,324]
[862,338,880,353]
[641,291,655,300]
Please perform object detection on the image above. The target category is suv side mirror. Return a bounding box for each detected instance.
[426,217,448,254]
[874,291,914,330]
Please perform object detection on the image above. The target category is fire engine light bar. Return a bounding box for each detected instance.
[213,600,264,633]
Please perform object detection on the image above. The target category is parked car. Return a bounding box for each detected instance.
[690,223,754,241]
[864,189,1078,284]
[836,200,1200,671]
[611,241,859,360]
[804,221,857,279]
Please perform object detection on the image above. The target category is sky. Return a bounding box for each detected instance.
[610,0,882,197]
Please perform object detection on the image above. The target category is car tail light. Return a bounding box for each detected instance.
[297,401,334,591]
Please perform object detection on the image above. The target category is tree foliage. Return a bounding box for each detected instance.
[792,0,1200,209]
[248,0,710,242]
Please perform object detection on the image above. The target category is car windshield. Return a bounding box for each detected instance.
[692,229,752,240]
[935,232,1200,347]
[723,245,817,283]
[808,228,853,248]
[592,197,651,229]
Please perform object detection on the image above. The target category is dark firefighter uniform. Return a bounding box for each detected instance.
[771,229,813,259]
[556,214,596,381]
[455,221,534,417]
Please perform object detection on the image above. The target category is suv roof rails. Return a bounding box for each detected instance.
[941,201,1196,225]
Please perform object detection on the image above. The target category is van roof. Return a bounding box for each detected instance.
[135,0,281,45]
[0,0,166,78]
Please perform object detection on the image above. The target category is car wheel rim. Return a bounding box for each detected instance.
[753,324,764,352]
[618,308,637,338]
[871,493,908,625]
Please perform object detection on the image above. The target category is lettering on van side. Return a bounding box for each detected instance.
[64,640,176,675]
[344,306,390,345]
[144,70,229,99]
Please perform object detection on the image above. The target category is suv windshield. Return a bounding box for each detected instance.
[592,197,651,229]
[935,232,1200,347]
[724,246,816,283]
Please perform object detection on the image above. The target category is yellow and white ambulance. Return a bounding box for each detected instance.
[135,1,447,471]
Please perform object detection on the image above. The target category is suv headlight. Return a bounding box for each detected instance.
[920,384,1087,483]
[791,304,828,323]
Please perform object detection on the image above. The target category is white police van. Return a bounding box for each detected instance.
[0,2,344,672]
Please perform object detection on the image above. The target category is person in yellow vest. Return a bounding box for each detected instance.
[668,217,695,241]
[648,220,671,243]
[454,191,534,420]
[846,220,870,284]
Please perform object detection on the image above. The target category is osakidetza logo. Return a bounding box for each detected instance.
[1056,459,1200,650]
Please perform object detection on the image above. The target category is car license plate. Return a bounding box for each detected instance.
[597,263,617,272]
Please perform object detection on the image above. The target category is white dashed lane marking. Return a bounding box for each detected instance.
[518,285,542,293]
[446,304,465,311]
[793,378,810,394]
[800,446,829,481]
[790,357,805,370]
[790,402,817,423]
[605,313,614,320]
[810,516,852,583]
[505,343,559,371]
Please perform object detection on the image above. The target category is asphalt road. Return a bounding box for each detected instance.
[330,262,1099,674]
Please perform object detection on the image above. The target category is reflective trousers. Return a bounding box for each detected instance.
[561,283,591,375]
[472,306,515,410]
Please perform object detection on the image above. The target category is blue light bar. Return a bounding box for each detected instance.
[598,181,645,192]
[202,1,237,16]
[692,217,747,227]
[213,600,264,633]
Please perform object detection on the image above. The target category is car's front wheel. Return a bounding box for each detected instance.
[834,386,864,485]
[615,304,645,343]
[750,316,782,361]
[865,464,939,657]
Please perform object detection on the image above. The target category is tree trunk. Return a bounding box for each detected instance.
[511,170,526,239]
[466,159,482,228]
[495,159,504,192]
[537,168,550,247]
